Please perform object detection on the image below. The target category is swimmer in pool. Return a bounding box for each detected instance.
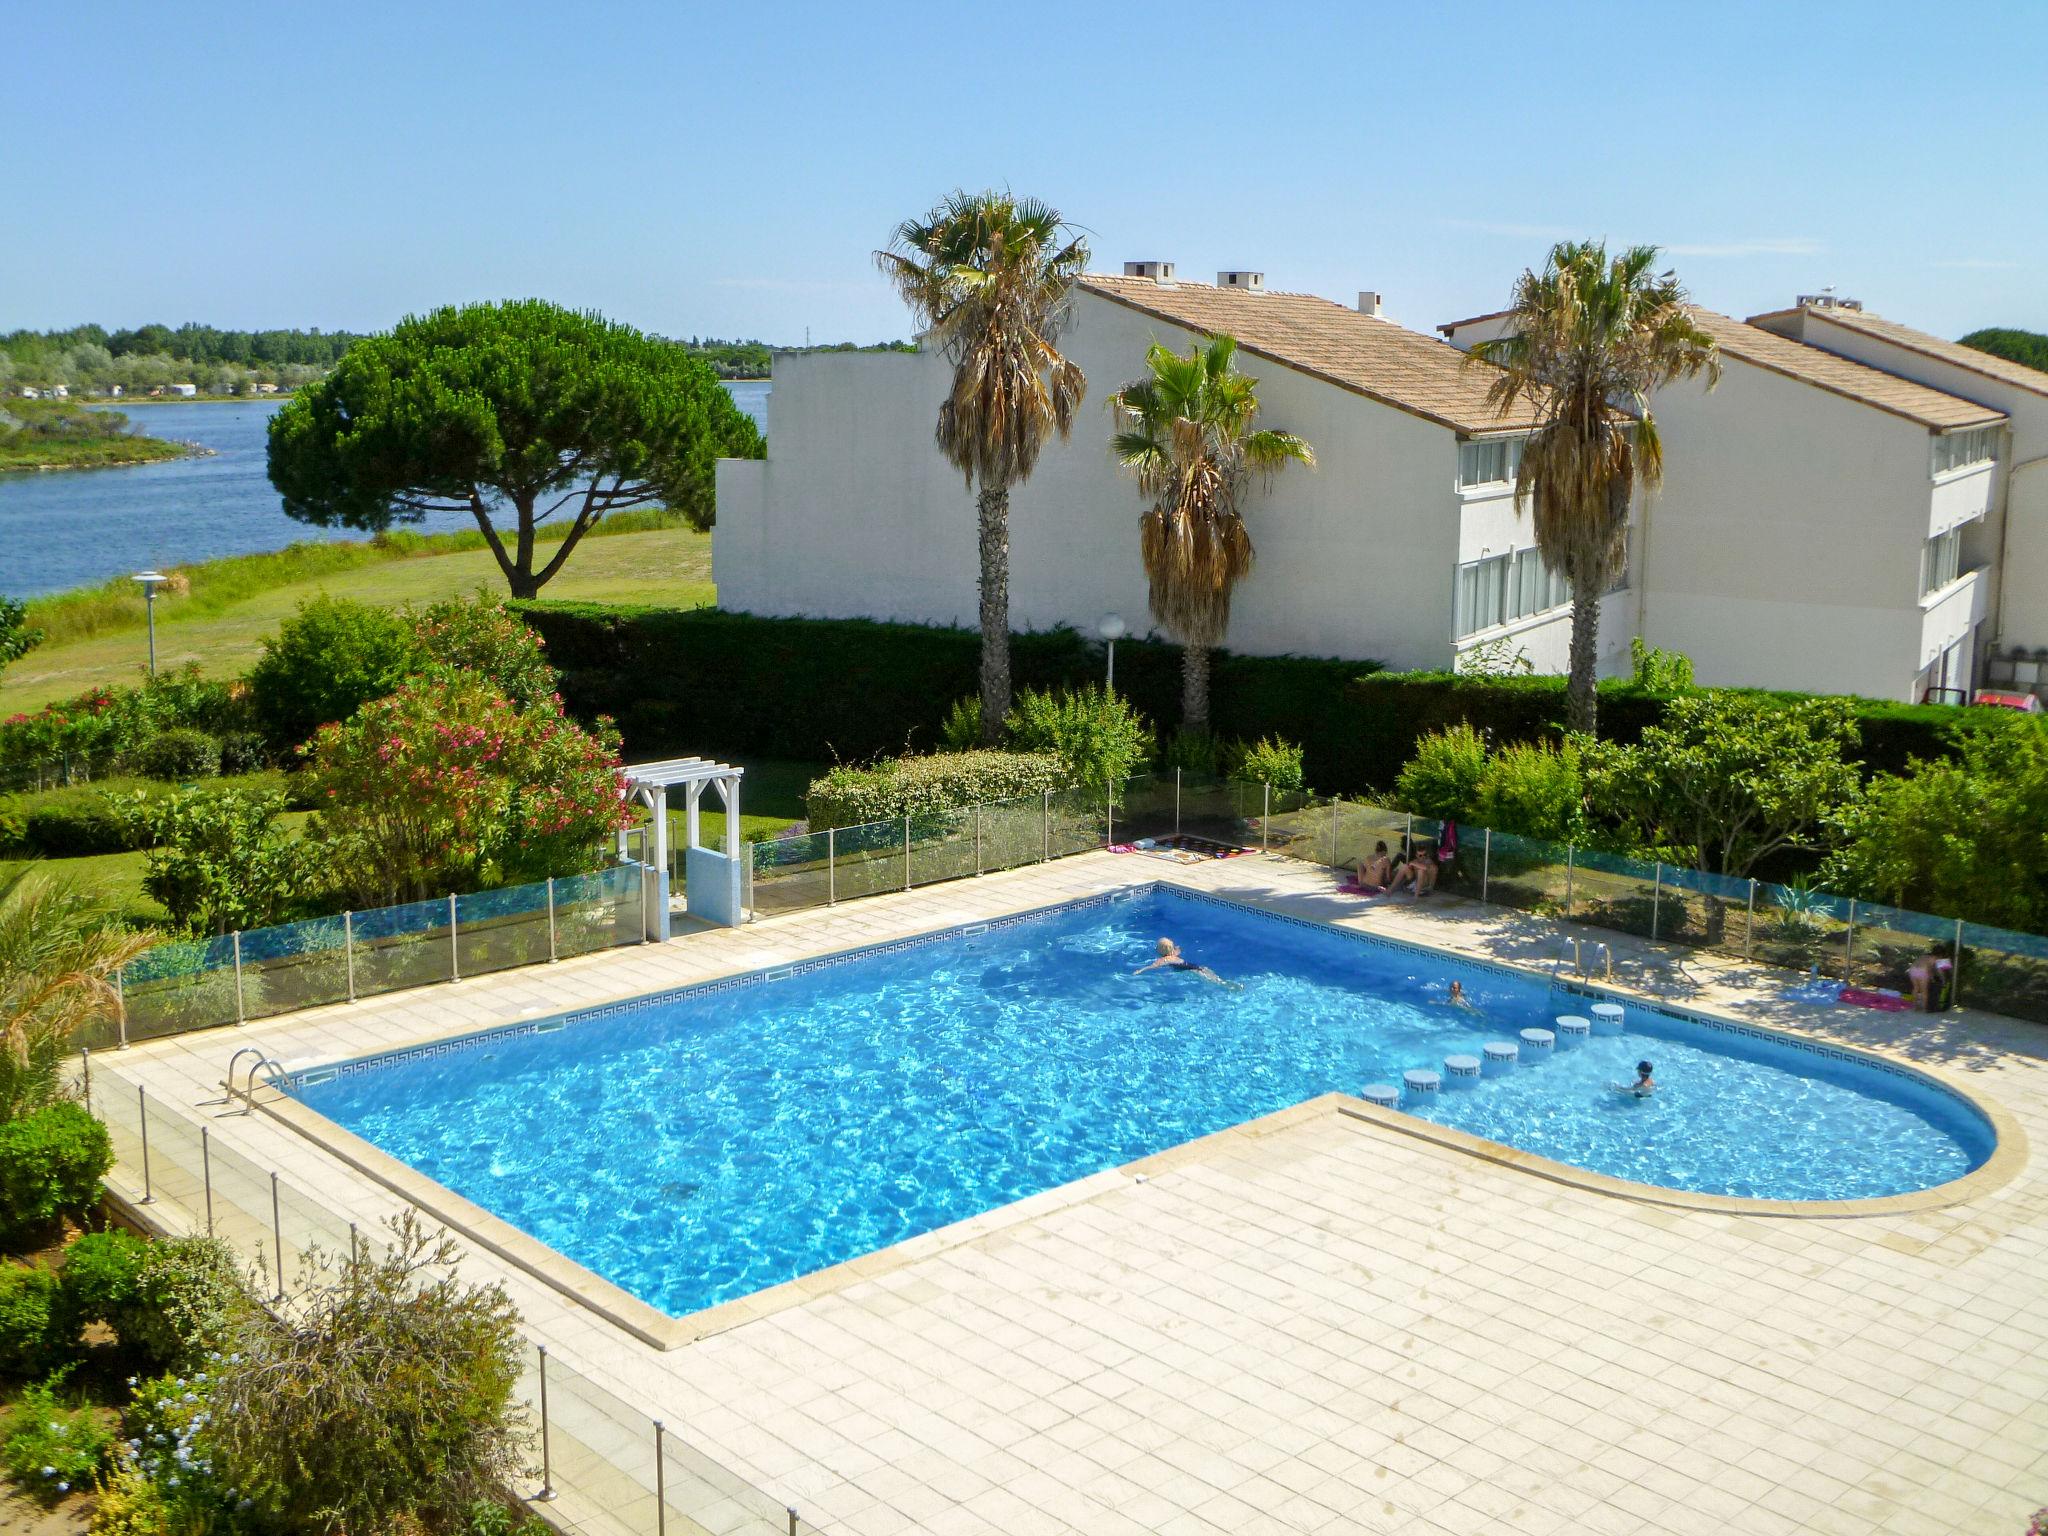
[1133,937,1227,985]
[1612,1059,1656,1098]
[1445,980,1479,1011]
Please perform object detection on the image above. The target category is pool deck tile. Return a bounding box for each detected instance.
[92,852,2048,1536]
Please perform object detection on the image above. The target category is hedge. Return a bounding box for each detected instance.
[516,605,1987,796]
[804,751,1066,830]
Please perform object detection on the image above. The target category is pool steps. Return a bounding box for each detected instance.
[1382,1010,1627,1104]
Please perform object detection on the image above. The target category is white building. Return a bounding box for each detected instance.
[1440,300,2013,703]
[716,268,1640,679]
[169,382,197,398]
[1744,300,2048,703]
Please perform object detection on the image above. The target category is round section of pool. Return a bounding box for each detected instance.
[296,886,1993,1318]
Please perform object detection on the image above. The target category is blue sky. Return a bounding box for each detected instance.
[6,0,2044,344]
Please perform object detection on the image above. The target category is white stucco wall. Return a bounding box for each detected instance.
[1636,360,1941,699]
[714,289,1474,672]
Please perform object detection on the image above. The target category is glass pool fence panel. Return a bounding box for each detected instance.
[1471,830,1574,918]
[533,1354,663,1536]
[552,865,643,961]
[1748,882,1853,978]
[1559,846,1661,941]
[1046,784,1108,858]
[659,1409,818,1536]
[748,829,833,916]
[1645,864,1753,960]
[120,935,240,1043]
[351,897,457,995]
[908,806,977,888]
[1114,774,1178,844]
[1957,921,2048,1025]
[455,883,555,980]
[829,817,910,902]
[1846,901,1962,996]
[979,792,1048,874]
[238,915,351,1021]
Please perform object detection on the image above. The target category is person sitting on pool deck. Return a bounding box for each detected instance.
[1355,840,1393,891]
[1390,844,1439,897]
[1133,937,1226,985]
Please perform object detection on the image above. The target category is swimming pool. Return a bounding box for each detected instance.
[295,886,1994,1319]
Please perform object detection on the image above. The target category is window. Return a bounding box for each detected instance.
[1455,547,1571,637]
[1921,526,1964,596]
[1458,436,1525,489]
[1931,426,1998,477]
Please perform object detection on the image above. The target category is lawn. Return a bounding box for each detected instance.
[0,525,715,715]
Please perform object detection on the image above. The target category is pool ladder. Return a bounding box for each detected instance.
[218,1047,289,1114]
[1550,938,1614,987]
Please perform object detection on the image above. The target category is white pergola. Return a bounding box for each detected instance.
[622,757,746,932]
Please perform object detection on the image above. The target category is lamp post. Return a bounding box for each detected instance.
[1098,612,1126,693]
[132,571,168,677]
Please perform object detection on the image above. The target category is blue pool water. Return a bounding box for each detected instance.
[298,887,1992,1318]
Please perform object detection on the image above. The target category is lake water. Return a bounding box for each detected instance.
[0,379,770,598]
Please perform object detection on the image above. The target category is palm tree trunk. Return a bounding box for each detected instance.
[976,483,1012,744]
[1565,588,1600,736]
[1182,643,1211,733]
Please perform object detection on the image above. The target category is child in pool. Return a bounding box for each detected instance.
[1132,937,1227,985]
[1612,1060,1656,1097]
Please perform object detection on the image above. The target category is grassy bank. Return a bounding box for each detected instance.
[0,514,716,714]
[0,398,189,472]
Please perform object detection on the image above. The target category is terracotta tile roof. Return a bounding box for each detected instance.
[1077,273,1537,435]
[1686,308,2005,431]
[1749,304,2048,402]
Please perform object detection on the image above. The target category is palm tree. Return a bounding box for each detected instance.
[0,870,151,1119]
[1108,335,1315,733]
[1470,241,1718,735]
[876,192,1089,742]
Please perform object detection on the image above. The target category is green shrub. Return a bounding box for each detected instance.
[129,728,220,782]
[16,791,131,857]
[1,1372,113,1502]
[413,594,558,708]
[1229,735,1306,791]
[127,788,301,936]
[0,1266,68,1377]
[1004,686,1154,796]
[248,596,421,754]
[81,1460,170,1536]
[55,1231,145,1340]
[119,1238,245,1371]
[1630,636,1695,692]
[111,1371,239,1533]
[0,1104,113,1245]
[805,751,1065,831]
[1394,724,1489,821]
[1161,729,1221,778]
[936,696,982,752]
[215,730,269,776]
[1473,739,1585,842]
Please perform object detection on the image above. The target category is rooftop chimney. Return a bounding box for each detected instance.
[1216,269,1265,292]
[1797,289,1862,312]
[1357,291,1383,317]
[1122,260,1176,283]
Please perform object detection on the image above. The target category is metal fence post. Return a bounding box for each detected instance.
[1041,790,1051,863]
[903,815,912,890]
[787,1509,798,1536]
[269,1172,285,1302]
[449,893,461,981]
[534,1345,556,1501]
[200,1127,213,1236]
[137,1086,154,1205]
[232,931,245,1023]
[1564,845,1576,918]
[1953,916,1965,1007]
[1746,880,1758,960]
[1174,768,1182,838]
[1106,789,1114,849]
[1844,898,1857,983]
[639,863,652,943]
[1329,800,1339,866]
[653,1421,667,1536]
[1482,828,1492,904]
[974,803,983,875]
[545,879,557,962]
[78,1048,90,1118]
[1263,783,1272,853]
[1651,863,1662,941]
[115,968,127,1049]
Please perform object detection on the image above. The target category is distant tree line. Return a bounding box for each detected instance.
[0,323,363,397]
[1959,327,2048,375]
[676,335,916,378]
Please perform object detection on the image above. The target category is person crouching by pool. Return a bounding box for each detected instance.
[1133,937,1226,985]
[1390,844,1439,897]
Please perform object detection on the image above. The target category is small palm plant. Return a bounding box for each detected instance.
[876,191,1089,742]
[1470,241,1718,735]
[1108,335,1314,733]
[0,871,151,1118]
